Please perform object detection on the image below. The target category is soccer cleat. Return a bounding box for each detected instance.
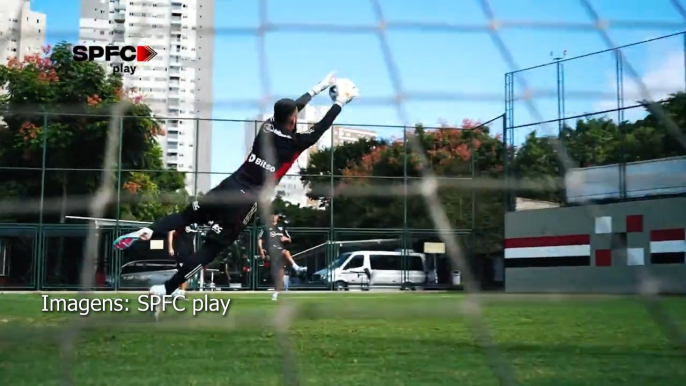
[149,284,166,296]
[113,227,153,250]
[171,288,186,300]
[149,284,166,320]
[271,292,278,301]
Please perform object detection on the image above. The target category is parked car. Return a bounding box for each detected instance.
[311,250,426,290]
[109,259,177,288]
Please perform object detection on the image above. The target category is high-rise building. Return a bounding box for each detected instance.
[322,125,377,149]
[0,0,46,65]
[243,106,376,207]
[78,0,214,195]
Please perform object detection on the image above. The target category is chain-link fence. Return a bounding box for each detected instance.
[0,113,506,291]
[504,31,686,208]
[2,0,686,385]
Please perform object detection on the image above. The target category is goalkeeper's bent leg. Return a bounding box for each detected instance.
[148,195,212,236]
[149,211,196,235]
[163,239,225,295]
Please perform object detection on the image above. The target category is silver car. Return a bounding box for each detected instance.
[111,259,178,288]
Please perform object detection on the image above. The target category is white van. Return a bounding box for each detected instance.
[312,250,426,290]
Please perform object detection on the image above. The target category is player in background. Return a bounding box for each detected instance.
[167,223,199,299]
[112,72,359,298]
[258,214,302,300]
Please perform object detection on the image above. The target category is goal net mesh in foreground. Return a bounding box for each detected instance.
[1,0,686,384]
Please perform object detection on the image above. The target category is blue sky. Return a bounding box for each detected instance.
[32,0,686,185]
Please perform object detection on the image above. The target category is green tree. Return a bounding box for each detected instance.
[300,120,506,255]
[629,92,686,160]
[510,131,562,202]
[560,118,622,167]
[511,94,686,203]
[0,42,186,223]
[300,137,388,208]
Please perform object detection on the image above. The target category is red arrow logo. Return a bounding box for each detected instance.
[136,46,157,62]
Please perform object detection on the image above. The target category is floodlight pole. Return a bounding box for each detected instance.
[552,50,567,136]
[615,49,625,124]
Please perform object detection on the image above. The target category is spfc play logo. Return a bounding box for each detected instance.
[72,45,158,75]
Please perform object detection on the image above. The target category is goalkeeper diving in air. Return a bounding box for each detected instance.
[113,72,359,298]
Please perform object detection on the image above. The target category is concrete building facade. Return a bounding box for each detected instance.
[0,0,46,65]
[79,0,214,194]
[504,196,686,294]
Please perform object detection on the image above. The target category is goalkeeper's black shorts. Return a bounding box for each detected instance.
[181,177,258,247]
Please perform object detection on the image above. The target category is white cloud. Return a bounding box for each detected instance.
[594,52,685,119]
[625,52,684,102]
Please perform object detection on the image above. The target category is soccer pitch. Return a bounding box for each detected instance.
[0,293,685,386]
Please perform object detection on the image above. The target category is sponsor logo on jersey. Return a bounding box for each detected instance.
[248,153,276,172]
[211,223,223,234]
[263,122,292,138]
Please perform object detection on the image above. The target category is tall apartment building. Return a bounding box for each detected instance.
[243,105,376,207]
[326,125,378,148]
[79,0,214,195]
[0,0,46,65]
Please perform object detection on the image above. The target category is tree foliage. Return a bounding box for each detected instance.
[511,94,686,201]
[3,43,685,263]
[295,119,506,255]
[285,95,686,258]
[0,42,186,223]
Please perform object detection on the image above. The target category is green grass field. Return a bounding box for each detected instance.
[0,292,685,386]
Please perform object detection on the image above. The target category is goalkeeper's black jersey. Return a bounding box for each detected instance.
[233,94,342,189]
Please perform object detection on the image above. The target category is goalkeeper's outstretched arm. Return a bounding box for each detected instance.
[294,92,313,111]
[294,104,342,149]
[295,78,358,150]
[295,71,337,111]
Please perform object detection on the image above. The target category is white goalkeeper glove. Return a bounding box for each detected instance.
[309,71,337,96]
[292,262,301,271]
[334,78,359,106]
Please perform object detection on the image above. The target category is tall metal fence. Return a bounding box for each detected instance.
[0,112,506,291]
[505,31,686,144]
[504,31,686,208]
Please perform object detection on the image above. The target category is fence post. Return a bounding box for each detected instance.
[329,124,335,291]
[503,73,514,153]
[501,114,513,212]
[36,111,48,291]
[193,118,200,197]
[251,120,258,290]
[113,117,124,291]
[615,49,625,124]
[470,124,476,230]
[556,60,566,135]
[402,126,408,284]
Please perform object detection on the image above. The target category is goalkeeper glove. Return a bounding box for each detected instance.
[309,71,337,96]
[334,78,359,105]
